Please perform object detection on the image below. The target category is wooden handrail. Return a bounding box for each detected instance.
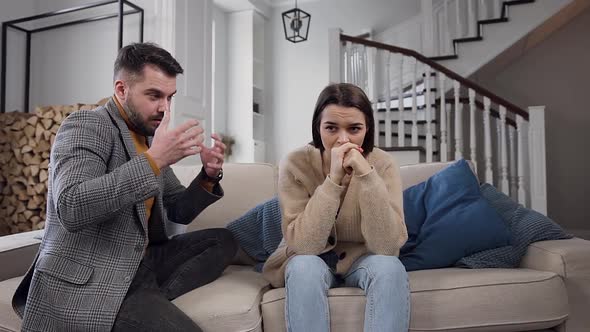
[340,34,529,121]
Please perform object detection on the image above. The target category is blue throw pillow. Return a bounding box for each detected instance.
[456,183,572,268]
[400,159,511,271]
[400,182,427,255]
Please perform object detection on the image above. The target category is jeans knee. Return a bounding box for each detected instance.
[215,228,238,261]
[286,255,331,287]
[364,255,407,283]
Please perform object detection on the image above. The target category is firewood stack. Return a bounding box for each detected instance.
[0,98,109,236]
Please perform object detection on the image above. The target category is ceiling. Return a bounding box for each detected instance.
[214,0,319,12]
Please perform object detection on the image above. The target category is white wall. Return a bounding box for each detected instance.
[29,0,144,109]
[266,0,420,164]
[227,10,254,162]
[471,7,590,233]
[2,0,185,112]
[0,0,38,112]
[213,6,228,135]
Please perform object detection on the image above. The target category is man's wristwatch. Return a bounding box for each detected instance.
[202,167,223,183]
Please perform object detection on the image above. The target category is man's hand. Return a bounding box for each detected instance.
[146,110,204,169]
[329,142,359,185]
[199,133,226,179]
[343,148,371,176]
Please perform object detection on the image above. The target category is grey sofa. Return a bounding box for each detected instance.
[1,161,589,332]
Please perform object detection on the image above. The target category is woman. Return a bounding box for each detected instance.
[263,83,410,332]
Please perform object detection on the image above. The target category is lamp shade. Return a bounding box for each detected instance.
[282,7,311,43]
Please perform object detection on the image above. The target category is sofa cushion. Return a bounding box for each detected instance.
[457,183,572,268]
[261,268,568,332]
[1,267,268,332]
[172,163,278,232]
[400,159,511,271]
[0,276,23,332]
[0,230,41,281]
[173,265,269,332]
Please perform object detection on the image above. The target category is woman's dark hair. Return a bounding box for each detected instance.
[311,83,375,154]
[113,42,183,82]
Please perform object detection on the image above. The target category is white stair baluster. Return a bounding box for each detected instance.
[499,106,509,194]
[443,0,451,55]
[467,0,476,37]
[528,106,548,214]
[352,46,357,86]
[479,0,488,20]
[509,125,517,199]
[496,117,501,184]
[411,58,418,146]
[454,80,463,159]
[385,52,392,148]
[350,46,356,84]
[438,12,445,56]
[361,46,367,92]
[483,97,493,184]
[345,42,353,83]
[455,0,462,39]
[425,65,434,162]
[495,0,502,18]
[366,47,379,146]
[469,89,477,169]
[516,115,526,205]
[366,47,375,103]
[354,46,362,88]
[398,54,405,146]
[439,72,448,161]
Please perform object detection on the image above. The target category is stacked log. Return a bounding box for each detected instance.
[0,99,108,236]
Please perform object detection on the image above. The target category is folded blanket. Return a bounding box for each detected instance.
[455,183,572,268]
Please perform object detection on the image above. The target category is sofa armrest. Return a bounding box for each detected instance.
[520,238,590,332]
[0,230,42,282]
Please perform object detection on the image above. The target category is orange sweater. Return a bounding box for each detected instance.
[113,96,160,221]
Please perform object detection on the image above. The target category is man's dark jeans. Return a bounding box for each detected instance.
[112,228,237,331]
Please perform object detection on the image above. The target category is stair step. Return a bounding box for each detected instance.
[378,120,438,125]
[380,146,425,152]
[376,88,436,103]
[429,54,459,61]
[425,0,535,63]
[502,0,535,18]
[378,146,439,156]
[478,17,509,25]
[376,104,436,112]
[505,0,535,6]
[379,131,438,140]
[454,36,483,44]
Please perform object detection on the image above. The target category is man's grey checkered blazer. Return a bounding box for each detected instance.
[12,98,223,331]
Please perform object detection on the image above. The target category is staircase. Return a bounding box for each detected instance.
[325,0,577,214]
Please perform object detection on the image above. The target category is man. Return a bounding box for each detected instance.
[12,42,237,332]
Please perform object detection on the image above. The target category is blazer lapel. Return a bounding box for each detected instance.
[104,97,149,235]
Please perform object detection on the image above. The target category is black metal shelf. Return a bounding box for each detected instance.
[1,0,144,113]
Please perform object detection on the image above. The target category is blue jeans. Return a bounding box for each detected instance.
[285,254,410,332]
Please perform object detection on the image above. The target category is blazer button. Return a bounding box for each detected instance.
[339,252,347,260]
[124,276,131,283]
[327,236,335,246]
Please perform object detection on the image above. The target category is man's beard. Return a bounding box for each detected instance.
[123,97,160,136]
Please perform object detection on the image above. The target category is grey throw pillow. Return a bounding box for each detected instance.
[456,183,572,268]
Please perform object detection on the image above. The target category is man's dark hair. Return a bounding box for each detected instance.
[113,42,183,82]
[311,83,375,154]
